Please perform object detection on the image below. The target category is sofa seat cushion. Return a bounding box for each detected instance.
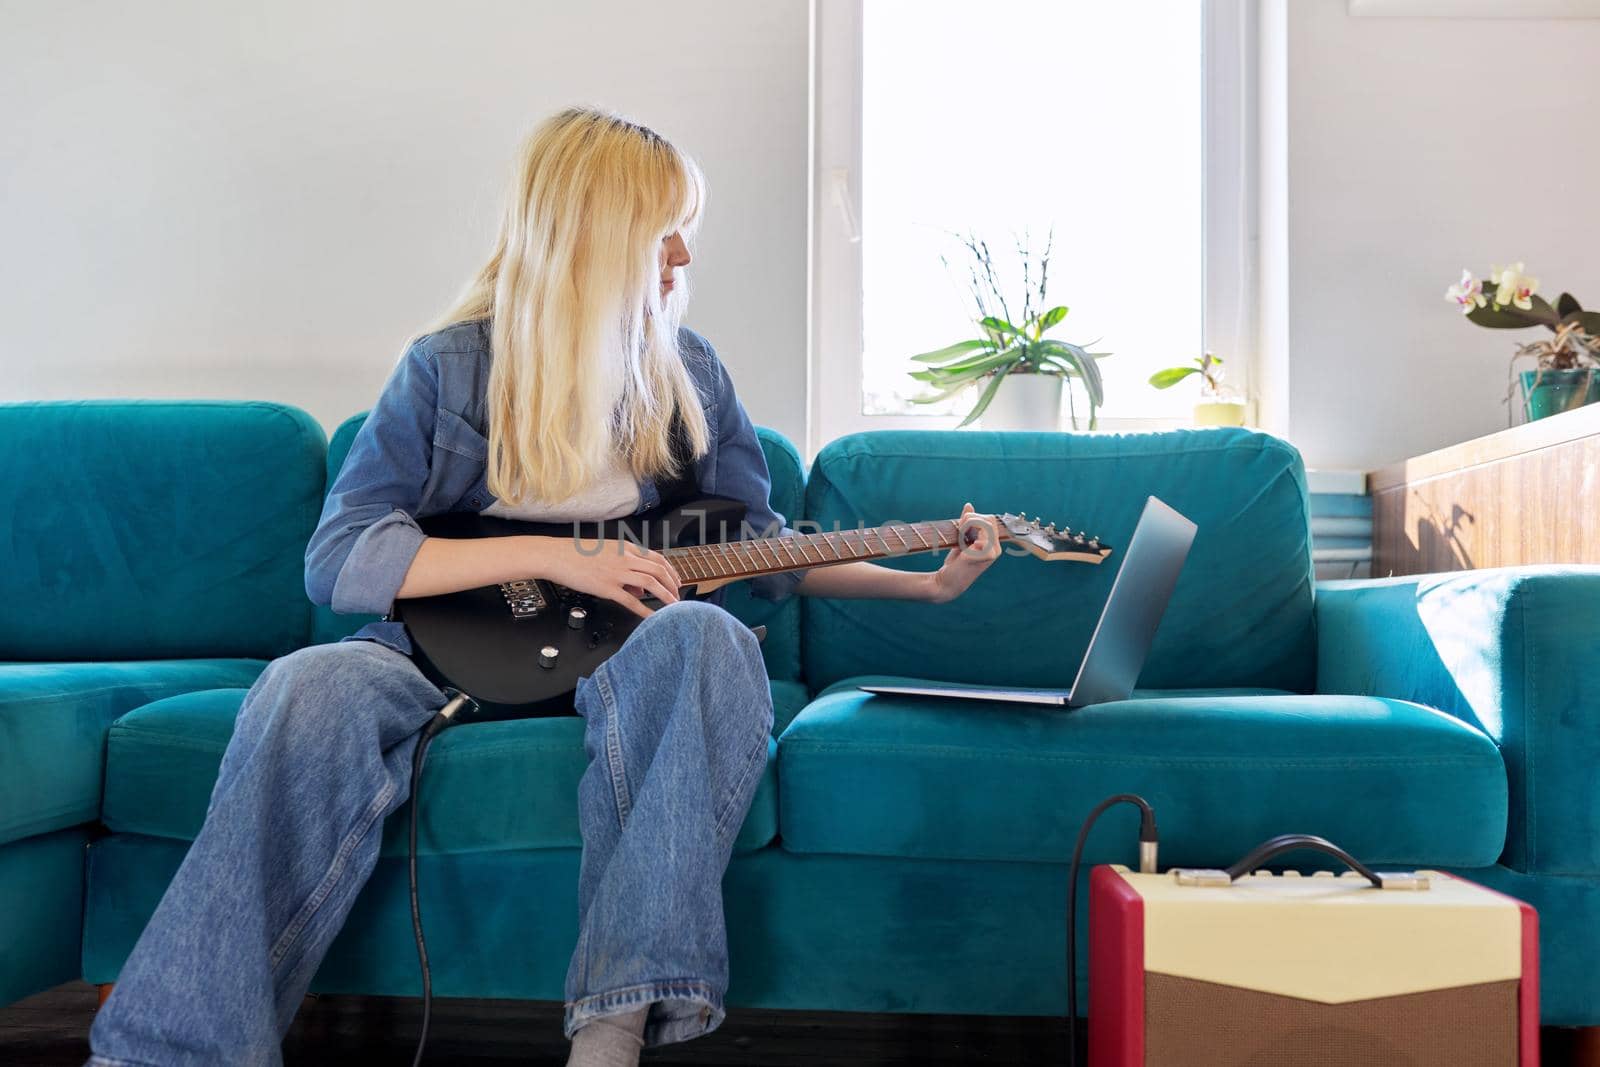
[0,659,269,847]
[776,677,1508,868]
[103,682,794,856]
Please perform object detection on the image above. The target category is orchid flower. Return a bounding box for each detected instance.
[1490,262,1539,311]
[1445,270,1488,314]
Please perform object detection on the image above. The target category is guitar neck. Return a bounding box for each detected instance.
[663,519,1001,589]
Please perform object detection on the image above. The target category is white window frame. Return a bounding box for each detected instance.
[807,0,1258,463]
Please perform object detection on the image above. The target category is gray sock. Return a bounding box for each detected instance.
[565,1004,649,1067]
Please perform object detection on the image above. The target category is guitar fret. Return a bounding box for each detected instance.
[776,537,802,568]
[761,537,787,572]
[751,540,772,569]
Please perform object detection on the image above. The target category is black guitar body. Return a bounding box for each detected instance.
[391,495,748,722]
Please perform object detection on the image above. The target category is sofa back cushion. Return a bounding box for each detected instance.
[0,400,325,660]
[716,427,807,683]
[313,415,808,685]
[311,414,384,645]
[800,427,1316,692]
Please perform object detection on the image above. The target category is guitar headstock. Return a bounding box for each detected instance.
[998,512,1113,564]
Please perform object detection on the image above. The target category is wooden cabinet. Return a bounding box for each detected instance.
[1368,404,1600,577]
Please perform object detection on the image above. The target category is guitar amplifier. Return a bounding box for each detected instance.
[1088,860,1538,1065]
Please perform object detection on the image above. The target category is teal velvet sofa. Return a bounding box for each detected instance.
[3,400,1597,1031]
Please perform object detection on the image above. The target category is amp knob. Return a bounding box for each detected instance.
[538,645,560,669]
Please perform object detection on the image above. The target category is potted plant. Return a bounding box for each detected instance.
[907,230,1108,430]
[1446,263,1600,422]
[1148,351,1246,427]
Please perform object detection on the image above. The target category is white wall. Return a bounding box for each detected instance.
[0,0,810,445]
[1267,0,1600,471]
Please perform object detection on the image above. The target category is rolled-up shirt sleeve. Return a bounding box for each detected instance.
[305,340,436,616]
[707,345,806,605]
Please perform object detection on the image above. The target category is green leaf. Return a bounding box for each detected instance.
[919,359,1017,389]
[910,339,991,364]
[935,345,1022,373]
[1036,306,1069,333]
[1556,292,1582,318]
[1571,310,1600,335]
[1474,290,1560,328]
[1466,304,1548,329]
[958,367,1013,427]
[1526,293,1562,327]
[1040,339,1104,408]
[1149,366,1199,389]
[978,315,1027,339]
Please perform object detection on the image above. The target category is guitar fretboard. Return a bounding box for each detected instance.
[663,519,989,584]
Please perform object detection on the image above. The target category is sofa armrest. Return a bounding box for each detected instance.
[1315,566,1600,876]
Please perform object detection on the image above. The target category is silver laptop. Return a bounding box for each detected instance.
[858,496,1197,709]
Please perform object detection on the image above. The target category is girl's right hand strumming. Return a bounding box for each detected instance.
[528,535,685,619]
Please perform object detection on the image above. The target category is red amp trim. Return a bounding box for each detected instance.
[1089,865,1145,1067]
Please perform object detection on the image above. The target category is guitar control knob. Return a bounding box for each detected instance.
[538,645,559,669]
[567,606,588,629]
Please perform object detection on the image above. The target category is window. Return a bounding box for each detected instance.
[811,0,1253,456]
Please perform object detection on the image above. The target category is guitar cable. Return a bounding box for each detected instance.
[408,687,477,1067]
[1065,793,1159,1067]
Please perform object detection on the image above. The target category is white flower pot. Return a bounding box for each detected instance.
[973,371,1063,431]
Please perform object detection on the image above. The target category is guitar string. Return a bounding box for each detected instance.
[662,520,968,583]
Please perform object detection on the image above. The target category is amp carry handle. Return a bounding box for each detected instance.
[1172,833,1431,890]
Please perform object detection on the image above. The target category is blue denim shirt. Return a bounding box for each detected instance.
[304,318,804,656]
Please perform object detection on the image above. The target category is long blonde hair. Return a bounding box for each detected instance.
[420,106,712,506]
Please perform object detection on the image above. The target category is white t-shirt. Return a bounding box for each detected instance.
[479,448,642,522]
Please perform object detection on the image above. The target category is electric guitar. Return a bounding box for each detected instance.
[391,494,1112,721]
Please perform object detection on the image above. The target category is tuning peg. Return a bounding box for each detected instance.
[1045,523,1056,534]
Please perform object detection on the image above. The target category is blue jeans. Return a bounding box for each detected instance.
[86,598,775,1066]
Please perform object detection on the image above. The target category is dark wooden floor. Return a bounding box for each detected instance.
[6,981,1595,1065]
[0,980,1076,1065]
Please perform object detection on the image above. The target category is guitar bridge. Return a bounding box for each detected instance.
[500,579,548,619]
